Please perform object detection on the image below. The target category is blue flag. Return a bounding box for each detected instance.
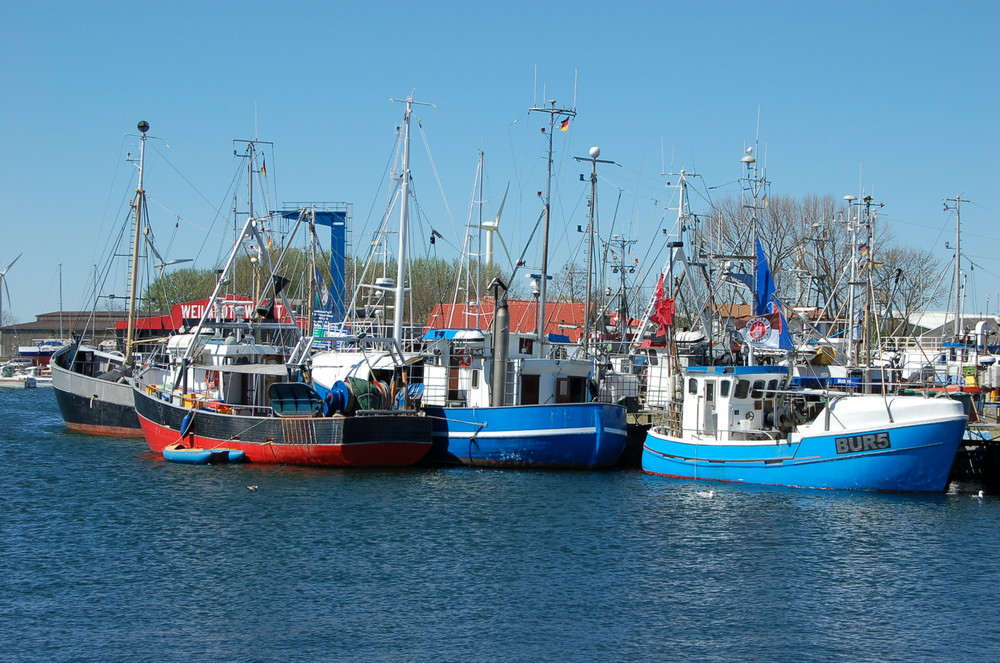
[753,238,793,350]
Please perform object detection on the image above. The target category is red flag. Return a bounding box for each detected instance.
[648,273,674,335]
[560,118,570,132]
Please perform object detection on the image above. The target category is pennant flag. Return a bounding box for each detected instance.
[261,158,267,177]
[560,118,570,132]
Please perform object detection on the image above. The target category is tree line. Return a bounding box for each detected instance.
[137,194,943,337]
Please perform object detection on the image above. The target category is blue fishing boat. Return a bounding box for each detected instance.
[416,102,626,468]
[642,364,967,491]
[418,324,627,468]
[639,156,967,490]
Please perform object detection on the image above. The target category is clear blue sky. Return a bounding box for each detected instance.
[2,0,998,325]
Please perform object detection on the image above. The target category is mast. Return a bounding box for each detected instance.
[124,120,149,364]
[606,234,635,354]
[389,95,435,343]
[528,100,575,351]
[842,194,859,366]
[306,207,317,345]
[860,195,880,367]
[740,147,765,366]
[476,150,485,317]
[58,263,63,338]
[944,194,969,339]
[573,145,615,358]
[232,138,273,306]
[842,193,882,366]
[635,170,693,344]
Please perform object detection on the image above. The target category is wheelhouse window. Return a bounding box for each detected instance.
[556,376,589,403]
[734,379,750,399]
[521,374,540,405]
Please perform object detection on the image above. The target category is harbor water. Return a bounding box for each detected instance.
[3,389,998,662]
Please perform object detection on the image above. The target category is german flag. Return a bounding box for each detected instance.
[559,118,570,132]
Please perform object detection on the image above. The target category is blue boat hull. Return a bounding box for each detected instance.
[642,417,967,491]
[423,402,628,469]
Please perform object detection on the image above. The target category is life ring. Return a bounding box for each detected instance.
[454,349,471,368]
[206,371,219,390]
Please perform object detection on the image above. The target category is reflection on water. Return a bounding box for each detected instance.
[2,390,998,663]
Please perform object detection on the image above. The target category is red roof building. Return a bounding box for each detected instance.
[425,298,586,342]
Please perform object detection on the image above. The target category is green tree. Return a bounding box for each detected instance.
[143,267,217,312]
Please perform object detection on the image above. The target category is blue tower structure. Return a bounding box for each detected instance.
[279,205,349,325]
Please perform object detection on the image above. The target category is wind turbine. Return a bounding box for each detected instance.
[143,227,192,274]
[0,253,22,327]
[475,183,512,267]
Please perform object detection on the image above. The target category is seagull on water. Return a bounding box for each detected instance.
[972,490,985,499]
[246,485,259,492]
[696,489,716,499]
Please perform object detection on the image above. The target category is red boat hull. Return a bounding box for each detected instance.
[135,388,432,467]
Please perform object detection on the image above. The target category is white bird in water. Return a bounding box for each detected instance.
[972,490,985,499]
[696,489,716,499]
[246,485,259,492]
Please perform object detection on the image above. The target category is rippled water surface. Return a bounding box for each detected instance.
[3,389,998,662]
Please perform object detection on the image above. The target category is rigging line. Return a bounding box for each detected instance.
[963,251,1000,263]
[591,175,658,206]
[687,184,721,213]
[625,153,643,242]
[346,190,400,319]
[83,211,134,335]
[706,178,740,190]
[504,121,529,216]
[198,168,244,267]
[416,118,455,227]
[505,208,546,287]
[358,133,403,260]
[964,259,1000,281]
[609,187,624,240]
[148,143,226,218]
[146,197,212,235]
[414,212,461,254]
[93,135,134,264]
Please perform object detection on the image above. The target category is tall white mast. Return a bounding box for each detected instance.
[843,194,859,367]
[389,95,435,343]
[573,145,615,358]
[528,100,575,349]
